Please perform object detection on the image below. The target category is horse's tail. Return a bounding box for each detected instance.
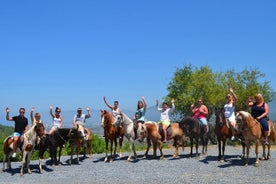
[269,121,276,143]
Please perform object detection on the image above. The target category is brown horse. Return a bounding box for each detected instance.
[67,124,93,165]
[2,123,45,176]
[235,111,276,166]
[138,121,186,159]
[178,117,208,159]
[215,108,246,162]
[100,110,124,162]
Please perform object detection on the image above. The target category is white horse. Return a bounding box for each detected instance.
[2,123,45,176]
[115,112,137,161]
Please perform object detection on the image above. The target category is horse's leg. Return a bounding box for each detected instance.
[158,140,164,160]
[2,154,7,172]
[26,152,32,174]
[195,138,199,160]
[189,138,193,158]
[118,137,123,158]
[20,151,26,176]
[261,143,266,160]
[245,141,250,166]
[217,139,221,161]
[173,137,179,158]
[76,145,80,164]
[104,139,109,162]
[110,140,114,162]
[254,140,259,167]
[143,137,151,158]
[152,142,157,159]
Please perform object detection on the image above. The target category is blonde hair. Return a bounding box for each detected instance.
[254,93,264,103]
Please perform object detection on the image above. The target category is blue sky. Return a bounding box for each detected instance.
[0,0,275,118]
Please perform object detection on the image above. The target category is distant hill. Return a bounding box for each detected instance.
[268,96,276,122]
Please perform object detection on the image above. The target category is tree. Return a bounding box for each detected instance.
[166,64,275,121]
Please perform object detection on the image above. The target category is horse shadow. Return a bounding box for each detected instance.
[3,163,54,175]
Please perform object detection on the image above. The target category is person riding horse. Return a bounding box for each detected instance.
[190,98,209,133]
[156,98,175,143]
[73,107,91,141]
[6,107,29,158]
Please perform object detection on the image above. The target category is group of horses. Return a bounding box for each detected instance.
[101,108,276,168]
[2,108,275,176]
[2,123,92,176]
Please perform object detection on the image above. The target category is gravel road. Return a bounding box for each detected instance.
[1,145,276,184]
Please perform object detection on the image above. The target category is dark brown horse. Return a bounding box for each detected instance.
[214,108,246,162]
[235,111,276,166]
[178,117,208,159]
[100,110,124,162]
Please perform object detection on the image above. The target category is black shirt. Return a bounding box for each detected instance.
[12,116,28,134]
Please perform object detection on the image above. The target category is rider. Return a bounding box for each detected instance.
[30,107,44,126]
[73,107,91,140]
[48,106,63,135]
[6,107,29,158]
[246,93,270,145]
[133,96,147,139]
[103,96,122,138]
[156,98,175,143]
[191,98,209,133]
[224,87,237,141]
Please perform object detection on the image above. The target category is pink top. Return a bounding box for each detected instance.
[192,107,207,119]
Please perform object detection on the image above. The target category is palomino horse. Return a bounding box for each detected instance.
[235,111,276,166]
[38,128,71,171]
[100,110,124,162]
[138,121,186,159]
[178,117,208,159]
[115,112,137,161]
[215,108,245,162]
[67,124,93,165]
[2,123,45,176]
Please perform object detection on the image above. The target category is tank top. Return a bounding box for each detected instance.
[251,103,266,119]
[224,103,235,119]
[192,107,206,119]
[53,116,62,127]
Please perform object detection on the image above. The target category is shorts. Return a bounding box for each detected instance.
[159,121,170,128]
[199,118,208,126]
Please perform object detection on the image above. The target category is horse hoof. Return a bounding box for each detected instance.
[159,156,164,160]
[261,157,265,160]
[254,162,259,167]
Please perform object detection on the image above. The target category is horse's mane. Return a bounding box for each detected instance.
[238,111,257,125]
[121,112,133,124]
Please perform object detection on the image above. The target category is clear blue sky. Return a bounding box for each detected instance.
[0,0,275,115]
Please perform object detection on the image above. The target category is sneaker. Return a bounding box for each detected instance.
[12,152,16,158]
[163,140,167,143]
[231,136,235,141]
[264,139,269,145]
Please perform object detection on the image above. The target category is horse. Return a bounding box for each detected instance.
[115,112,137,161]
[214,108,246,162]
[67,124,93,165]
[38,128,71,171]
[2,123,45,176]
[138,121,186,159]
[235,111,276,166]
[100,110,124,162]
[178,117,208,159]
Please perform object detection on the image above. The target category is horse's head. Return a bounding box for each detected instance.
[215,107,226,126]
[235,111,256,132]
[35,123,45,138]
[100,109,113,128]
[138,123,148,141]
[178,117,194,136]
[69,125,84,139]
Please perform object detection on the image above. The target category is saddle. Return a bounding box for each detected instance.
[158,124,172,141]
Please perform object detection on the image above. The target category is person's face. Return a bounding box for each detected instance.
[162,103,168,109]
[35,114,40,121]
[198,99,203,105]
[56,110,61,114]
[114,102,118,108]
[77,110,82,115]
[19,109,25,117]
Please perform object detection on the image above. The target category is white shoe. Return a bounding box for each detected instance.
[12,152,16,158]
[231,136,235,141]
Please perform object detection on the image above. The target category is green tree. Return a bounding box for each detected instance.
[166,64,275,120]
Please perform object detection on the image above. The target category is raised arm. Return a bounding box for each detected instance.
[156,99,159,111]
[142,96,147,111]
[229,87,237,105]
[6,107,13,121]
[86,107,92,118]
[103,96,113,110]
[30,107,35,123]
[49,105,55,118]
